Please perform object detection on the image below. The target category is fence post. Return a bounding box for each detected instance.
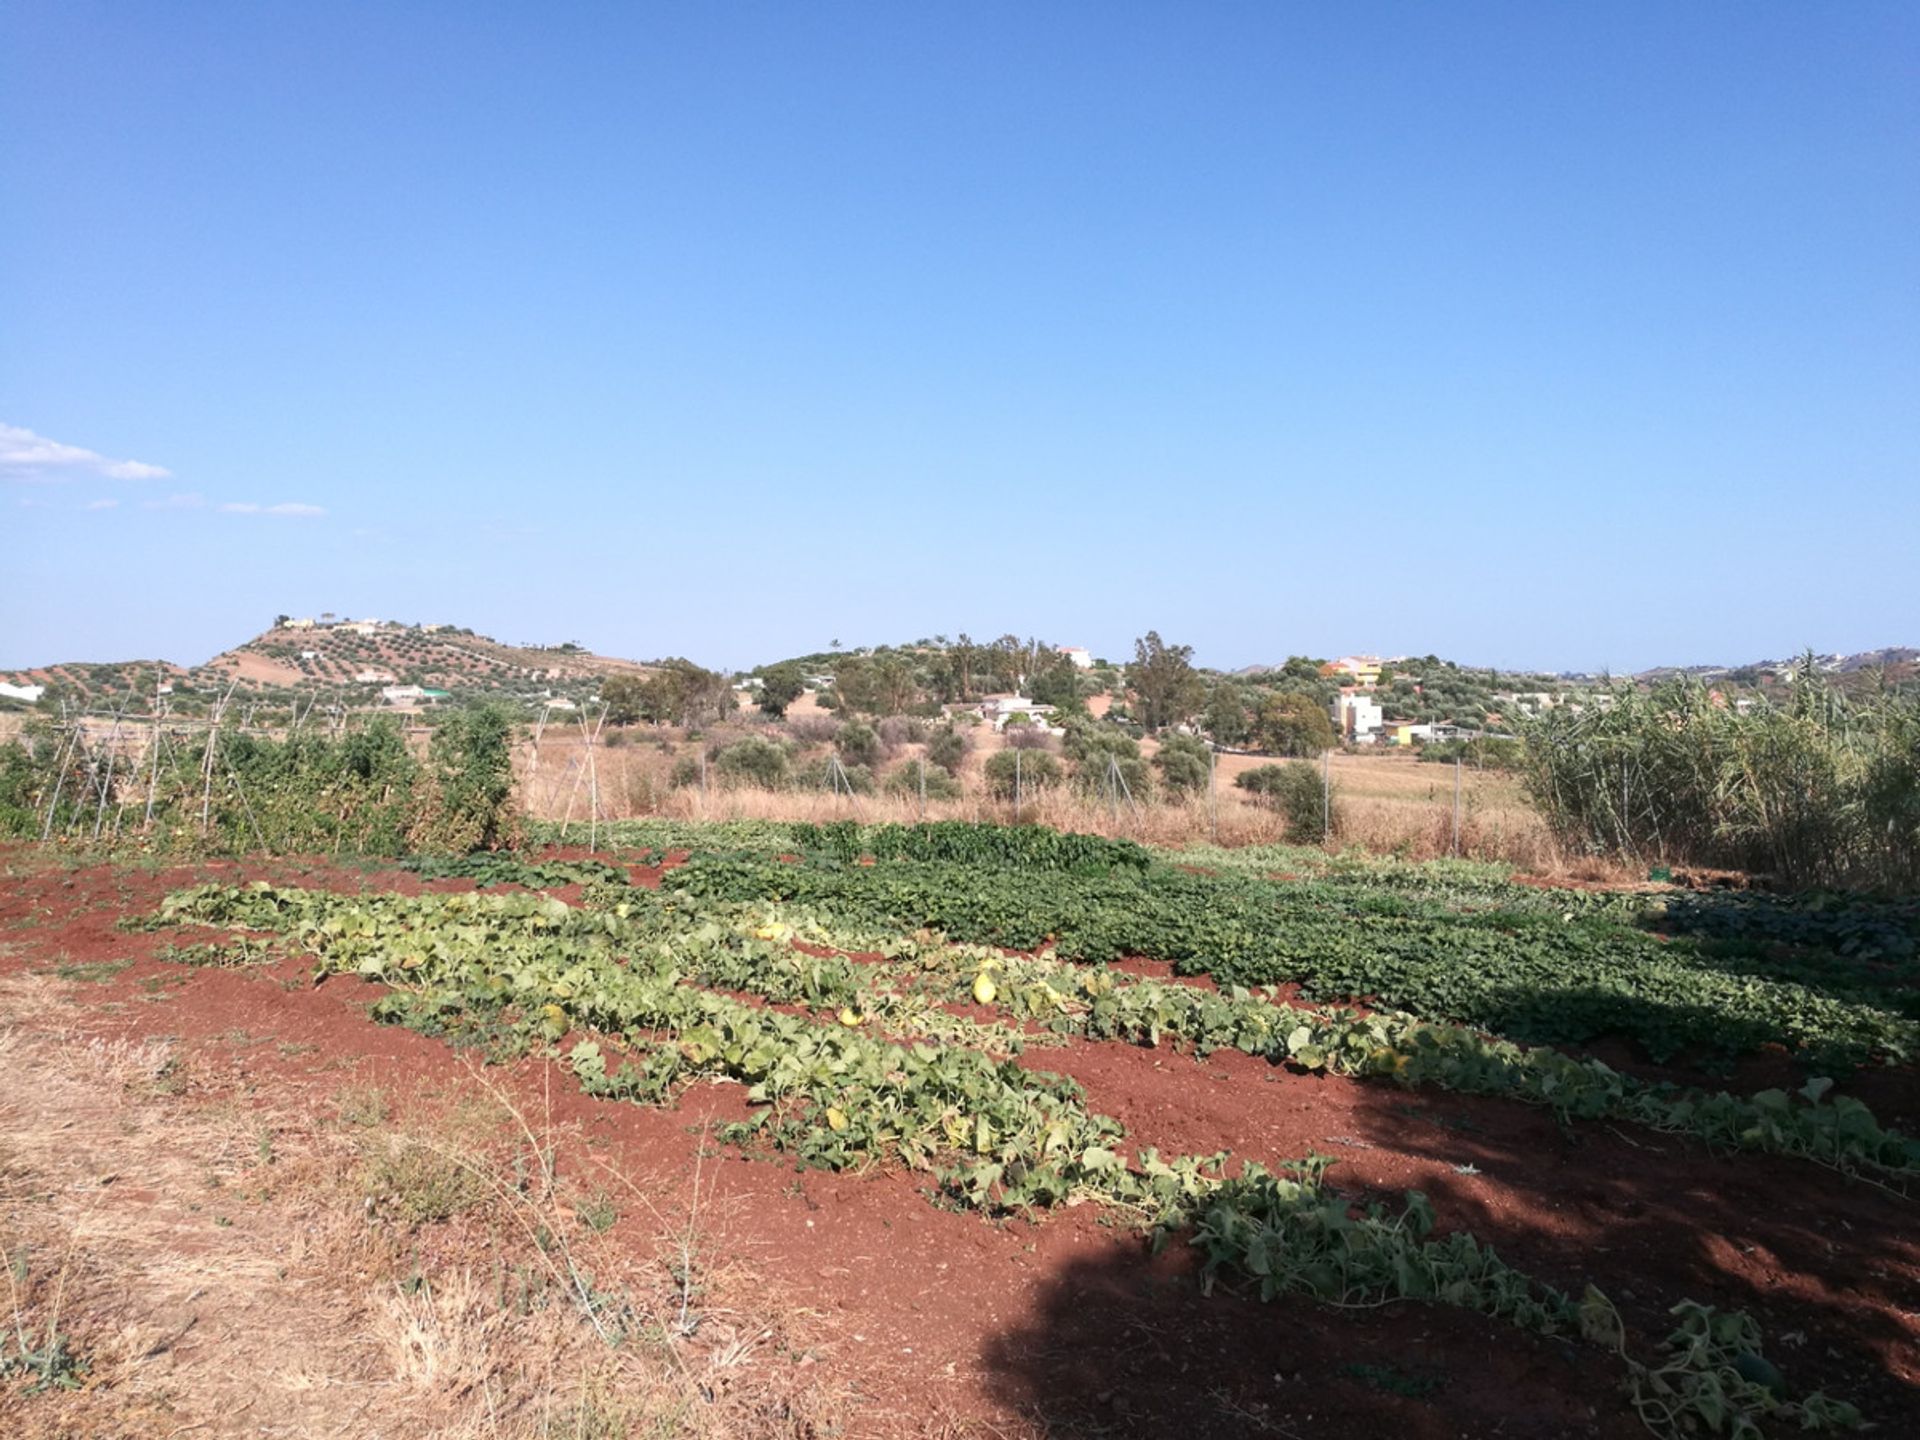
[1452,755,1462,856]
[1208,743,1217,843]
[1014,747,1022,822]
[1321,749,1331,843]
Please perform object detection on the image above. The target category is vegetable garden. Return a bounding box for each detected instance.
[7,818,1918,1435]
[0,817,1904,1436]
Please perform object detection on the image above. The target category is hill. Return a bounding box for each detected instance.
[0,620,652,712]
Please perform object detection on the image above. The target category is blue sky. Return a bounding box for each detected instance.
[4,2,1915,674]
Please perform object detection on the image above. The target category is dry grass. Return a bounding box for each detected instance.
[0,973,837,1439]
[517,728,1592,872]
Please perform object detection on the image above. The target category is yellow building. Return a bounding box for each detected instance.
[1321,655,1383,687]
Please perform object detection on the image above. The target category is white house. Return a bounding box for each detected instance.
[986,696,1062,734]
[0,681,45,704]
[1058,646,1094,671]
[1331,689,1382,743]
[354,668,397,685]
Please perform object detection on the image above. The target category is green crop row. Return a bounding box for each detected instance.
[657,854,1919,1066]
[157,880,1920,1180]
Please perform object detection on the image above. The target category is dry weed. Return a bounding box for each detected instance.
[0,975,838,1439]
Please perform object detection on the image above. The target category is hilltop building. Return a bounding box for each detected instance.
[1321,655,1384,687]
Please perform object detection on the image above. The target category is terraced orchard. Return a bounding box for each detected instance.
[82,829,1912,1436]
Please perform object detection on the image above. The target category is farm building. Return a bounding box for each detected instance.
[1057,646,1095,670]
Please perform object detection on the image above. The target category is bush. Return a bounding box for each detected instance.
[1003,724,1055,750]
[669,755,704,789]
[713,737,792,790]
[1153,733,1212,794]
[984,748,1063,800]
[884,761,963,801]
[1061,719,1138,765]
[835,722,883,768]
[926,725,970,775]
[795,757,875,794]
[406,705,523,853]
[876,716,926,748]
[1237,761,1336,843]
[786,716,840,745]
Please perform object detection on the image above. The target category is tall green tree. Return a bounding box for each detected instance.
[1127,631,1205,731]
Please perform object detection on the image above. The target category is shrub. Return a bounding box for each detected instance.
[1238,761,1337,842]
[1074,751,1153,803]
[884,761,963,801]
[1003,724,1055,751]
[1061,719,1138,765]
[876,716,926,748]
[796,757,875,794]
[926,725,970,775]
[835,722,883,768]
[786,715,841,745]
[713,737,792,790]
[984,748,1063,800]
[1153,733,1213,794]
[669,755,704,789]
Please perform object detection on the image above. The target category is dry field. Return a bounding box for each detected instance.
[518,723,1574,873]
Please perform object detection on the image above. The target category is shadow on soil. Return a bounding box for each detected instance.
[1332,1077,1920,1431]
[976,1233,1639,1440]
[978,1061,1920,1437]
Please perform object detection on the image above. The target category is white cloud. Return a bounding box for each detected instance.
[85,498,120,511]
[0,421,172,483]
[219,500,326,517]
[144,492,206,510]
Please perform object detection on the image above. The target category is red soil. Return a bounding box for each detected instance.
[1,849,1915,1438]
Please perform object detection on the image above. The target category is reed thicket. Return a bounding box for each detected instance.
[1522,676,1919,891]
